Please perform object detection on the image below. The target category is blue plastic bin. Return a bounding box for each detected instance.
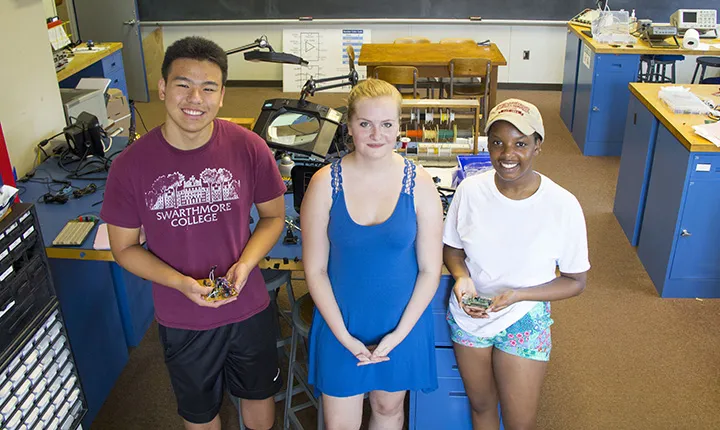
[452,153,493,187]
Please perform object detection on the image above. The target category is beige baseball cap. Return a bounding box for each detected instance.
[484,99,545,141]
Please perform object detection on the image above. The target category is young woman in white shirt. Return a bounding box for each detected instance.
[443,99,590,430]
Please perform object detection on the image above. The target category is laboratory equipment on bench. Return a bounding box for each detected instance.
[643,25,680,49]
[670,9,718,38]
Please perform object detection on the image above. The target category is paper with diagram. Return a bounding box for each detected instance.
[282,29,370,92]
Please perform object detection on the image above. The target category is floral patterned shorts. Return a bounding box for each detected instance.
[447,302,554,362]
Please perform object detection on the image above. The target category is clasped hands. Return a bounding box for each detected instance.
[340,331,403,366]
[453,276,519,319]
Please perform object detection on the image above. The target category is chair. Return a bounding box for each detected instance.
[373,66,419,99]
[284,293,324,430]
[394,36,432,44]
[439,38,476,44]
[638,55,685,83]
[691,56,720,83]
[345,44,356,74]
[444,58,492,129]
[233,269,297,430]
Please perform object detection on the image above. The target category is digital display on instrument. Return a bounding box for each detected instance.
[683,12,697,23]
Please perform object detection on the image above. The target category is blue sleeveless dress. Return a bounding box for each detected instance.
[308,158,438,397]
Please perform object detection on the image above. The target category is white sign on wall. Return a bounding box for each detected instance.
[282,29,371,93]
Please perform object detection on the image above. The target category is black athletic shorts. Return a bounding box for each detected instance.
[158,305,282,424]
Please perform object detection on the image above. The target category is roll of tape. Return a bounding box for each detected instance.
[682,28,700,49]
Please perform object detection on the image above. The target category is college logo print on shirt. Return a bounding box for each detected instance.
[145,168,240,228]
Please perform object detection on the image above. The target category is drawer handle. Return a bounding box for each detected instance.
[451,365,459,371]
[449,391,468,398]
[680,229,692,237]
[592,106,600,112]
[612,63,623,68]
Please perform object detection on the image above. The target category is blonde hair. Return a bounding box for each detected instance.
[347,78,403,120]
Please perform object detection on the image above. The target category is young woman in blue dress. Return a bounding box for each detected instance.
[301,79,444,430]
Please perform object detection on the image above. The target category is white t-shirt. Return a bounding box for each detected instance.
[443,170,590,337]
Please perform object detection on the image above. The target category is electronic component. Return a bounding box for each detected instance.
[63,112,105,158]
[462,295,493,309]
[197,266,238,302]
[643,25,680,49]
[570,8,601,28]
[52,217,98,246]
[671,9,718,33]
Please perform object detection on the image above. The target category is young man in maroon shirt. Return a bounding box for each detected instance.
[101,37,286,430]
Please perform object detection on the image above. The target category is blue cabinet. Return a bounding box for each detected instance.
[669,155,720,281]
[560,30,581,132]
[636,125,720,298]
[59,50,128,99]
[613,96,659,246]
[572,46,640,156]
[48,259,129,428]
[409,277,504,430]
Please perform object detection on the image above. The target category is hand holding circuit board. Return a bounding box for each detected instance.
[461,295,494,310]
[197,265,239,303]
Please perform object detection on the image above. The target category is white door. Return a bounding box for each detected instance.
[71,0,150,102]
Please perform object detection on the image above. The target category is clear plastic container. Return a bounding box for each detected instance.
[592,10,636,45]
[658,87,711,114]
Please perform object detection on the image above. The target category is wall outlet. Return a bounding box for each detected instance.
[523,50,530,60]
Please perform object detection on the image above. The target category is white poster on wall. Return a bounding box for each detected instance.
[282,29,370,93]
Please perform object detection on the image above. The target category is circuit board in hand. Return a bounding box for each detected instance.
[197,277,238,302]
[462,295,493,309]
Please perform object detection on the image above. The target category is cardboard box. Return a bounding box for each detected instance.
[106,88,131,137]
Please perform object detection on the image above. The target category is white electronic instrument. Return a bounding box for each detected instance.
[570,8,602,28]
[670,9,717,31]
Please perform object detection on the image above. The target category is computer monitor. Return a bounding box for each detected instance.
[290,164,323,214]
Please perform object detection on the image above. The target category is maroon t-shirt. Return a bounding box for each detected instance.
[101,119,286,330]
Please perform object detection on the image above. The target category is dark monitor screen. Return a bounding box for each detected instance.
[683,11,697,23]
[290,164,323,213]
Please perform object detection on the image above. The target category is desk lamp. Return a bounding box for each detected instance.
[225,35,309,66]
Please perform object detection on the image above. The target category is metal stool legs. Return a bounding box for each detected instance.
[232,270,297,429]
[284,294,323,430]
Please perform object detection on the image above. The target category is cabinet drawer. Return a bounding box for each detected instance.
[689,154,720,180]
[433,312,452,347]
[101,51,123,76]
[431,277,452,312]
[435,347,462,378]
[106,68,128,98]
[415,377,473,430]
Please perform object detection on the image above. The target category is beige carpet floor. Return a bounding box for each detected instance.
[88,88,720,430]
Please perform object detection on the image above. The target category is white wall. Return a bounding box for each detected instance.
[42,0,56,19]
[0,0,67,177]
[144,23,569,84]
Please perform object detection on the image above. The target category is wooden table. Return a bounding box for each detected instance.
[359,43,507,108]
[56,42,123,82]
[613,84,720,298]
[628,84,720,152]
